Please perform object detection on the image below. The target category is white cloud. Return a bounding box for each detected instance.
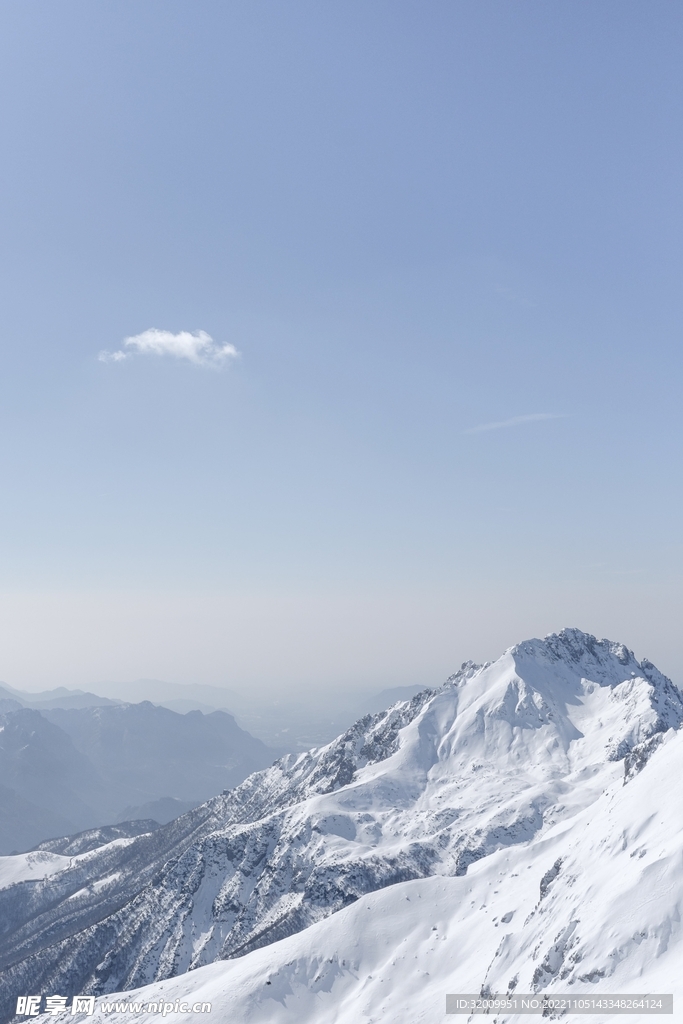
[465,413,562,434]
[98,329,239,368]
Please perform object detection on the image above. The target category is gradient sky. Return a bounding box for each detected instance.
[2,1,683,695]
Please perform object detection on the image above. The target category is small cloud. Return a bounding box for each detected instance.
[98,329,239,368]
[465,413,563,435]
[98,350,127,363]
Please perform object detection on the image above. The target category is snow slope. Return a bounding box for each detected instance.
[3,629,682,1023]
[0,851,70,890]
[49,724,683,1024]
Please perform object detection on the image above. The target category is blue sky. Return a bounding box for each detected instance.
[2,1,683,694]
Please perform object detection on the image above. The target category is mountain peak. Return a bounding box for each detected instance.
[443,628,683,774]
[512,627,638,672]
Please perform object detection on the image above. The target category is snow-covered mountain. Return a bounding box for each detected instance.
[1,629,682,1024]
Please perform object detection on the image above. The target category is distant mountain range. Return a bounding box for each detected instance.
[1,629,681,1024]
[0,678,426,749]
[0,699,276,854]
[0,683,122,711]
